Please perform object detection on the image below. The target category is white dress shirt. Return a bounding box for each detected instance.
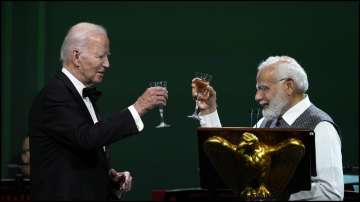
[62,67,144,131]
[199,95,344,200]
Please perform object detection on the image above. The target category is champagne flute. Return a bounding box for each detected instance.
[187,72,213,120]
[149,81,171,128]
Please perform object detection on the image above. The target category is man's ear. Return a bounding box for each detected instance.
[285,78,295,95]
[72,49,81,67]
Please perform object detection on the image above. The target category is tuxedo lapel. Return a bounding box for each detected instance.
[55,71,94,123]
[56,71,111,168]
[92,101,102,122]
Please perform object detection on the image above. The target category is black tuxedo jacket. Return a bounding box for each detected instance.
[29,71,139,201]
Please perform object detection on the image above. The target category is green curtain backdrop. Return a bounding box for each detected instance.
[1,1,358,200]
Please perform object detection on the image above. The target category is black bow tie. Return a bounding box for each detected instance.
[82,87,102,102]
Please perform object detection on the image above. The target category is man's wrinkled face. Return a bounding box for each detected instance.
[77,33,110,86]
[255,68,289,120]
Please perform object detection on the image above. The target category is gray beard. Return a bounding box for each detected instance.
[262,93,288,121]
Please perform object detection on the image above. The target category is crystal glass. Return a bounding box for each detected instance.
[149,81,171,128]
[187,72,213,120]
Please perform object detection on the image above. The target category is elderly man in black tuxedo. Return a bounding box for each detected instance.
[29,22,168,201]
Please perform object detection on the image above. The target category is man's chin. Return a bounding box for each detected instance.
[262,109,277,120]
[94,76,104,84]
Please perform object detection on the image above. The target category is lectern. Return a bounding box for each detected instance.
[197,127,315,200]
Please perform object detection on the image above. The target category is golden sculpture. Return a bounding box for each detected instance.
[203,132,305,200]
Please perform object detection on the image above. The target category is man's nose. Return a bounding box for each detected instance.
[255,90,262,103]
[103,56,110,68]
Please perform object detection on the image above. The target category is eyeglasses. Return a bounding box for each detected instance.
[256,78,291,92]
[278,78,290,82]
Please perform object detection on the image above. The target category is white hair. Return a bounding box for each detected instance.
[60,22,107,64]
[257,56,309,93]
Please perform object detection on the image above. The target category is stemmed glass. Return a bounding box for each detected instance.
[149,81,171,128]
[187,72,213,120]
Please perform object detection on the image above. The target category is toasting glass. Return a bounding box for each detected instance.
[187,72,213,120]
[149,81,171,128]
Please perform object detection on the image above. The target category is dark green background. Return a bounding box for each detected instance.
[1,1,358,200]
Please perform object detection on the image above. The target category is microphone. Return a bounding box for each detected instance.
[256,108,260,128]
[250,108,254,127]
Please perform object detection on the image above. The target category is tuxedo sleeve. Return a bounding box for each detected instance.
[31,85,140,151]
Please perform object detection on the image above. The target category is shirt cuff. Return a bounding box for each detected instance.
[128,105,144,132]
[199,110,222,127]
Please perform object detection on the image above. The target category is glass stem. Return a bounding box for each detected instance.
[194,95,200,116]
[159,107,165,122]
[194,102,199,116]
